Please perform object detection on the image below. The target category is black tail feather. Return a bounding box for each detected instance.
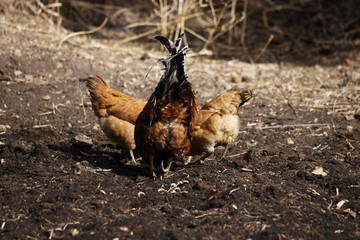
[154,46,190,98]
[155,33,184,56]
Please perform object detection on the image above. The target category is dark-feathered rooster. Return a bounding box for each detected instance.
[135,42,197,178]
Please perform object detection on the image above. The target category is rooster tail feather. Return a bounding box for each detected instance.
[155,46,190,98]
[154,33,184,56]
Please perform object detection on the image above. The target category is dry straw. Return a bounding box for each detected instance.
[5,0,360,60]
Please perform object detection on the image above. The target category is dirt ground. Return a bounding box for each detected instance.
[1,8,360,240]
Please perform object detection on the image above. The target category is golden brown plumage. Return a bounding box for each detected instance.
[85,75,146,164]
[187,90,253,162]
[135,45,197,178]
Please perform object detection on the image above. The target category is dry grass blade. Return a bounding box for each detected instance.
[117,27,160,45]
[117,0,247,56]
[262,4,302,32]
[255,34,274,61]
[201,1,231,51]
[240,0,249,57]
[10,0,359,60]
[275,85,299,118]
[255,124,330,130]
[35,0,60,17]
[59,17,108,45]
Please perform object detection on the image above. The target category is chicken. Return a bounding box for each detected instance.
[85,75,146,164]
[186,90,253,163]
[135,46,198,178]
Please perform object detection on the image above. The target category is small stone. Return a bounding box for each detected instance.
[286,138,295,145]
[346,125,353,133]
[65,68,74,76]
[0,124,7,132]
[56,62,63,69]
[311,166,328,176]
[42,95,51,101]
[72,134,93,148]
[119,226,129,232]
[344,58,353,66]
[71,228,79,236]
[14,49,22,57]
[231,72,241,83]
[84,101,92,107]
[107,62,117,69]
[25,74,33,82]
[14,70,22,76]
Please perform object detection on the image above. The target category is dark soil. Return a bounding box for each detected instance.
[1,9,360,240]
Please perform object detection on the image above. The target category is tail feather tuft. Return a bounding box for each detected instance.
[155,33,184,56]
[155,46,190,98]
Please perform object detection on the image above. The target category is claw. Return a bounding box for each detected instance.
[128,149,141,165]
[151,170,157,179]
[184,156,192,165]
[149,156,156,178]
[161,160,172,173]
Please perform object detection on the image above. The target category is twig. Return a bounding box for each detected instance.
[117,27,160,45]
[227,152,247,158]
[195,211,219,219]
[174,0,186,40]
[211,17,245,44]
[1,221,5,230]
[240,0,250,61]
[253,123,330,130]
[49,228,54,239]
[255,34,274,61]
[262,5,302,31]
[201,2,230,51]
[275,85,299,118]
[35,0,61,17]
[313,39,359,45]
[78,79,87,121]
[52,103,65,114]
[126,11,206,29]
[59,17,108,45]
[228,0,237,45]
[33,124,52,129]
[38,111,53,116]
[92,168,113,172]
[184,27,207,42]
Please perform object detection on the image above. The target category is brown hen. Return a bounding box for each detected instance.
[85,75,146,164]
[187,90,253,163]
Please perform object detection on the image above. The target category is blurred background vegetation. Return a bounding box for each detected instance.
[1,0,359,62]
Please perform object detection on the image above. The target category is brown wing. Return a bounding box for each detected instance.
[86,75,146,124]
[106,94,146,124]
[196,109,219,126]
